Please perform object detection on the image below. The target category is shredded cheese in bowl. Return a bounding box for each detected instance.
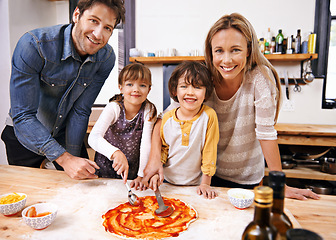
[0,193,25,204]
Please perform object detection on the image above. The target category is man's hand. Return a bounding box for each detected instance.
[55,152,99,180]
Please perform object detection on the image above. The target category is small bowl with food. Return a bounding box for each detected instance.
[0,192,27,216]
[227,188,254,210]
[22,203,58,230]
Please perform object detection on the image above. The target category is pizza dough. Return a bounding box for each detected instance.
[102,196,197,239]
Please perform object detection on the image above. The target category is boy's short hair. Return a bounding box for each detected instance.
[168,61,213,102]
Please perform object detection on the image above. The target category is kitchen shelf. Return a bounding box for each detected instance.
[265,166,336,181]
[129,53,318,64]
[129,56,205,64]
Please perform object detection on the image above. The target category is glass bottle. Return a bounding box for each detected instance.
[269,171,293,240]
[270,37,276,54]
[275,29,284,54]
[242,186,279,240]
[295,29,301,54]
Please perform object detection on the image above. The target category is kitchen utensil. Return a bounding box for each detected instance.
[320,157,336,174]
[227,188,254,209]
[284,71,290,99]
[121,173,140,206]
[22,203,58,230]
[281,160,297,169]
[286,228,323,240]
[0,193,27,216]
[289,146,331,160]
[303,59,315,83]
[293,77,301,92]
[306,180,334,195]
[154,188,174,217]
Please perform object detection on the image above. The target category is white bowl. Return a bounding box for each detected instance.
[22,203,58,230]
[227,188,254,210]
[0,193,27,216]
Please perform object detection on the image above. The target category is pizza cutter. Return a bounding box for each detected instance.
[154,188,174,217]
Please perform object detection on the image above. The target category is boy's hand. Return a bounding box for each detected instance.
[130,176,147,191]
[148,174,161,191]
[197,184,218,199]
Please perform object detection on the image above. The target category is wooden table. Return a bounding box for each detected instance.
[0,165,335,240]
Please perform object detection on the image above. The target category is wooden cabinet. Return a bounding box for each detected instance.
[271,123,336,181]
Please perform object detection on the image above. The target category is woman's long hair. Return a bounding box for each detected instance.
[204,13,282,121]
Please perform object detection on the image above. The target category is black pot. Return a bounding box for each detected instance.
[306,181,334,195]
[320,157,336,174]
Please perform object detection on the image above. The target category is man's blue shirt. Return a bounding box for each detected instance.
[9,24,115,161]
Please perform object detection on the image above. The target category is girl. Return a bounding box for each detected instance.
[88,63,157,189]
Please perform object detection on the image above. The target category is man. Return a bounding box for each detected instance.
[1,0,125,180]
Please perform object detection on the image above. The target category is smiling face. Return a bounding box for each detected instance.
[175,76,206,120]
[119,78,151,109]
[72,2,117,57]
[211,28,249,84]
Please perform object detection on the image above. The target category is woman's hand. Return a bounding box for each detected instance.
[111,150,129,183]
[197,184,218,199]
[130,176,147,191]
[285,185,320,200]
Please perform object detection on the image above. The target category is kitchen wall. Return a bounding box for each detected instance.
[1,0,335,165]
[135,0,336,126]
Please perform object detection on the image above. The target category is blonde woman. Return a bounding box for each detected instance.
[144,13,319,200]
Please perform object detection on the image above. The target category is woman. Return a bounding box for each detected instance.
[143,13,319,200]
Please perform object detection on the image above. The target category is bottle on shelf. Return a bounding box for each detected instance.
[295,29,301,53]
[308,32,317,54]
[265,41,270,55]
[259,38,265,54]
[275,29,284,54]
[269,171,293,240]
[242,186,279,240]
[270,37,276,54]
[286,36,293,54]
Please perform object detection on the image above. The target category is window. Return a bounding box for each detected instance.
[326,1,336,103]
[316,0,336,108]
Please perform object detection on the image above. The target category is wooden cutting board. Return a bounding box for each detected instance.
[0,165,300,240]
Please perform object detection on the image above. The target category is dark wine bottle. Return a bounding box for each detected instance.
[242,186,280,240]
[269,171,293,240]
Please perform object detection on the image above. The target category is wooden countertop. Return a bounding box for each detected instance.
[274,123,336,137]
[0,165,335,239]
[275,123,336,147]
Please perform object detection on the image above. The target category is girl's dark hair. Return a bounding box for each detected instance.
[110,63,157,121]
[168,61,213,102]
[75,0,125,27]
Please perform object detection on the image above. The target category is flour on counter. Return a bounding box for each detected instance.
[20,180,254,240]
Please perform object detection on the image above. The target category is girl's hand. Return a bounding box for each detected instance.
[197,184,218,199]
[130,176,147,191]
[111,150,129,183]
[148,174,161,191]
